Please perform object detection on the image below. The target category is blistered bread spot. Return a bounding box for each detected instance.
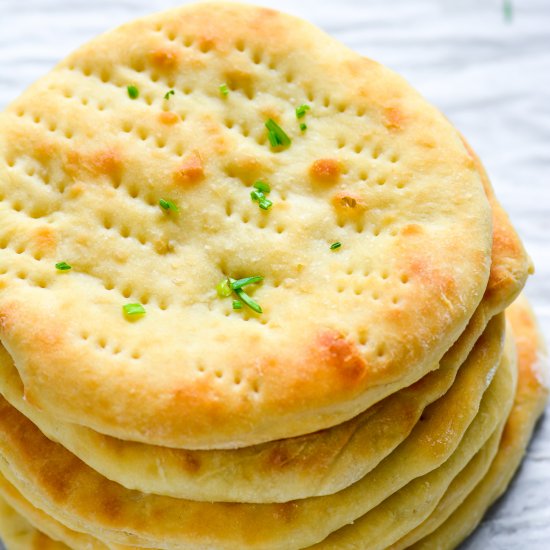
[176,451,201,474]
[173,152,204,186]
[383,106,407,130]
[148,48,180,70]
[271,501,299,523]
[66,148,123,180]
[316,330,367,385]
[400,223,424,237]
[309,159,341,184]
[159,111,179,125]
[331,192,367,213]
[32,227,57,254]
[265,444,292,470]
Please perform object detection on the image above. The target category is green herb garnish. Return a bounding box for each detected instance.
[123,303,146,316]
[234,287,263,314]
[258,197,272,210]
[295,104,310,119]
[216,276,263,314]
[55,261,72,271]
[216,278,233,298]
[219,83,229,97]
[127,85,139,99]
[164,90,175,100]
[159,198,179,213]
[300,123,307,131]
[265,118,291,148]
[251,180,273,211]
[230,276,264,290]
[253,180,271,194]
[330,242,342,250]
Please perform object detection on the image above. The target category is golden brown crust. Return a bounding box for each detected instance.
[309,327,517,549]
[0,2,493,448]
[0,313,506,549]
[407,294,548,549]
[0,312,502,502]
[459,134,533,310]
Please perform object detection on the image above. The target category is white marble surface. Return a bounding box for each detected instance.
[0,0,549,548]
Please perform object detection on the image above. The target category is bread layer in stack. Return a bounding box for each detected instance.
[0,3,545,549]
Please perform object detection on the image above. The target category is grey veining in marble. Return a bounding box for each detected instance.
[0,1,549,548]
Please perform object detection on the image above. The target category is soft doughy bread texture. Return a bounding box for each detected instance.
[0,313,505,550]
[307,326,517,549]
[0,329,514,550]
[0,150,529,501]
[0,2,493,449]
[0,496,69,550]
[1,298,542,550]
[408,295,549,549]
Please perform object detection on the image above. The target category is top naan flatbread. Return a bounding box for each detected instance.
[0,2,492,448]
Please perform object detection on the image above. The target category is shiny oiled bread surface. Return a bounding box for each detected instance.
[0,2,492,448]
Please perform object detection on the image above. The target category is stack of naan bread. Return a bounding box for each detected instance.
[0,3,546,549]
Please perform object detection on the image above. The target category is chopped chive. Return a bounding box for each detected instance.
[159,198,179,213]
[123,303,146,316]
[300,122,307,131]
[127,85,139,99]
[253,180,271,194]
[164,90,175,100]
[295,104,310,119]
[330,242,342,250]
[216,278,233,298]
[234,287,263,314]
[55,261,72,271]
[258,197,273,210]
[230,276,264,290]
[250,189,264,202]
[232,300,243,310]
[265,118,291,148]
[267,129,279,147]
[251,180,273,211]
[219,83,229,97]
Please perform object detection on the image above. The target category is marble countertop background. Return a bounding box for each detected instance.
[0,0,549,548]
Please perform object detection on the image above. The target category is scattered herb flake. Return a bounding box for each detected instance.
[164,90,175,100]
[219,83,229,97]
[55,261,72,271]
[231,276,264,290]
[258,197,273,210]
[123,303,146,316]
[330,242,342,250]
[216,278,233,298]
[250,189,264,202]
[250,180,273,211]
[265,118,291,148]
[234,287,263,314]
[217,276,263,313]
[253,180,271,194]
[159,198,179,213]
[295,104,310,119]
[300,122,307,131]
[127,85,139,99]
